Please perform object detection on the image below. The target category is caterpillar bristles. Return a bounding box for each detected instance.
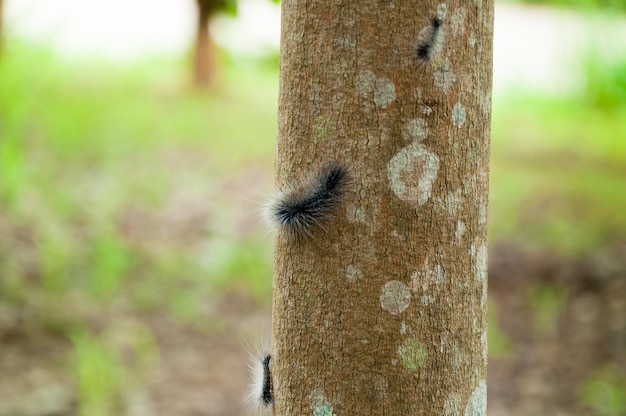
[244,347,273,415]
[415,16,443,63]
[266,164,348,237]
[240,334,273,415]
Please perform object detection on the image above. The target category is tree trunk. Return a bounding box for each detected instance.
[271,0,493,415]
[193,0,218,88]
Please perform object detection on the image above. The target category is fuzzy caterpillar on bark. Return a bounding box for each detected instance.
[265,164,348,237]
[245,347,273,414]
[415,16,443,63]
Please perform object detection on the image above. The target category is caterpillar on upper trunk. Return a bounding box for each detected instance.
[415,16,444,63]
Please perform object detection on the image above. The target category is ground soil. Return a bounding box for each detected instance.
[1,241,625,415]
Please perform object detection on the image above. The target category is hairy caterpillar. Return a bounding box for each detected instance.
[246,351,273,414]
[266,165,348,237]
[415,16,443,62]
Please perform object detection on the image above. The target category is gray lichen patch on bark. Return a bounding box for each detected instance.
[387,142,440,207]
[355,69,396,109]
[470,243,488,282]
[452,102,467,128]
[464,380,487,416]
[443,392,462,416]
[402,118,428,142]
[380,280,411,315]
[346,265,363,283]
[346,204,366,223]
[310,389,336,416]
[455,220,467,243]
[433,58,456,93]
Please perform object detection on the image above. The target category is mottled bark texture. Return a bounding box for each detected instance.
[272,1,492,415]
[193,0,218,88]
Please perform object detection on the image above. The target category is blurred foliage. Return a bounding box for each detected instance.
[490,29,626,254]
[0,41,279,415]
[488,300,512,358]
[69,320,159,416]
[207,239,274,303]
[581,50,626,111]
[0,41,277,329]
[580,366,626,415]
[198,0,280,17]
[70,329,127,416]
[490,88,626,254]
[526,283,568,336]
[201,0,238,17]
[502,0,626,12]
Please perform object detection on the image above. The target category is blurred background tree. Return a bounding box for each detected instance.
[192,0,279,88]
[192,0,235,88]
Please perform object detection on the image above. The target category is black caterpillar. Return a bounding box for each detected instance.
[267,165,348,237]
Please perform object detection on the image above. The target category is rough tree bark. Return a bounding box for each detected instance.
[272,0,492,415]
[193,0,218,88]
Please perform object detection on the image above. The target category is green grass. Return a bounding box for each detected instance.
[580,365,626,416]
[490,94,626,254]
[526,282,568,336]
[68,321,159,416]
[489,5,626,254]
[0,42,277,319]
[1,43,278,413]
[70,329,127,416]
[488,300,512,358]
